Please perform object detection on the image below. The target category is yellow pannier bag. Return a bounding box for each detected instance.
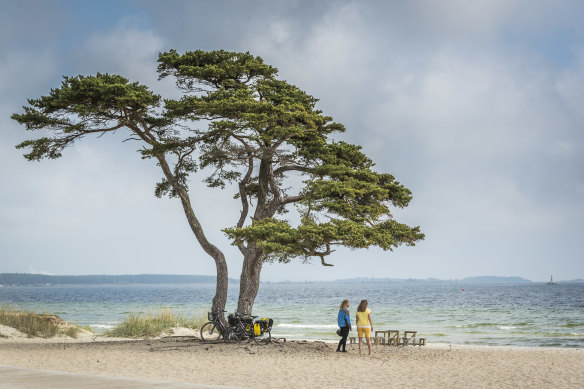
[254,323,262,336]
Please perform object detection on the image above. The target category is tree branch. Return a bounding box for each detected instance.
[273,165,313,176]
[319,256,334,266]
[270,132,295,150]
[135,113,159,143]
[303,244,334,266]
[280,195,304,205]
[237,156,254,229]
[316,244,334,266]
[267,164,281,203]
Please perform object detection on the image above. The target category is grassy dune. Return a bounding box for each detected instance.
[0,305,90,338]
[107,308,207,338]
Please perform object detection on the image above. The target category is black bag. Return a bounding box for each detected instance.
[336,328,342,336]
[228,314,242,326]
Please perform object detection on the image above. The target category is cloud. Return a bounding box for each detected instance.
[2,1,584,281]
[0,1,66,51]
[555,49,584,118]
[233,1,584,280]
[69,19,178,96]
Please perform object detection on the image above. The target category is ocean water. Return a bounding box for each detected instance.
[0,282,582,348]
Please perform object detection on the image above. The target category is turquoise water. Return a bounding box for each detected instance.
[0,282,582,348]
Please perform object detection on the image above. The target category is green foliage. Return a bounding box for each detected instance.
[225,218,424,264]
[13,49,424,270]
[0,304,88,338]
[12,73,163,161]
[157,49,278,91]
[107,308,206,338]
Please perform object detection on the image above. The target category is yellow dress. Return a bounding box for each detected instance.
[356,308,371,337]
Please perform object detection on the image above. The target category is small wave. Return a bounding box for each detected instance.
[451,322,529,329]
[276,323,338,329]
[90,324,116,329]
[450,323,495,329]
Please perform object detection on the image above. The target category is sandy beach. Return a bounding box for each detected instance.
[1,330,582,389]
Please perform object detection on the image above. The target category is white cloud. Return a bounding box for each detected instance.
[406,0,520,38]
[2,1,584,281]
[80,20,163,76]
[71,20,179,99]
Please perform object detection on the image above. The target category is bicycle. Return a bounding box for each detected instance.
[226,312,272,345]
[200,309,230,342]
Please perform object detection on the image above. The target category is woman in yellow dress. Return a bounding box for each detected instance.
[356,299,373,355]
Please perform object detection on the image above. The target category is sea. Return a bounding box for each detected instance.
[1,282,582,348]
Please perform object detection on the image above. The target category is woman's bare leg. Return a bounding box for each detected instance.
[358,336,362,355]
[366,336,372,355]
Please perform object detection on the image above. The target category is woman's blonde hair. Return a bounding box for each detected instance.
[357,299,368,312]
[339,299,350,311]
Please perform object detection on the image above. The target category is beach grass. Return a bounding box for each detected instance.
[0,304,90,338]
[107,308,207,338]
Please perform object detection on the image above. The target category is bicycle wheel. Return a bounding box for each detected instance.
[200,322,221,342]
[258,329,271,345]
[227,327,244,343]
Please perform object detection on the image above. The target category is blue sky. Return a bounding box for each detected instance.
[1,0,583,281]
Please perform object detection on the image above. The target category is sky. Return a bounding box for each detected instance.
[1,0,583,282]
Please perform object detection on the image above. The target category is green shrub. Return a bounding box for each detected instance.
[108,308,207,338]
[0,305,87,338]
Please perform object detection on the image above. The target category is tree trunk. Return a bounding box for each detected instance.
[211,249,229,314]
[179,192,229,314]
[236,156,272,315]
[236,245,263,315]
[156,156,228,314]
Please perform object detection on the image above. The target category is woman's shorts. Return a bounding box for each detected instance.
[357,327,371,338]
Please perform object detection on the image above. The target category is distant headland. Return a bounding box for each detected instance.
[270,276,535,284]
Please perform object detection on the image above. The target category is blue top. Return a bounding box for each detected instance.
[337,309,351,327]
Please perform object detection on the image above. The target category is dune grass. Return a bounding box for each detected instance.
[0,304,89,338]
[107,308,207,338]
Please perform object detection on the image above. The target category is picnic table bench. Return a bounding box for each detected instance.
[349,330,426,347]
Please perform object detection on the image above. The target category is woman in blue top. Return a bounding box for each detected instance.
[337,299,352,352]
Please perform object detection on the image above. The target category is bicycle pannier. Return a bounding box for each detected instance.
[254,323,262,336]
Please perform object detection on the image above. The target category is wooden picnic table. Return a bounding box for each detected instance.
[349,329,426,346]
[402,331,417,346]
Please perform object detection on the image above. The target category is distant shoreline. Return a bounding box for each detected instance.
[0,273,239,287]
[2,273,583,287]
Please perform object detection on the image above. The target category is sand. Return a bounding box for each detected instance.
[0,332,583,388]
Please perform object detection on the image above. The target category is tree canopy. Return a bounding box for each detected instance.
[13,49,424,314]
